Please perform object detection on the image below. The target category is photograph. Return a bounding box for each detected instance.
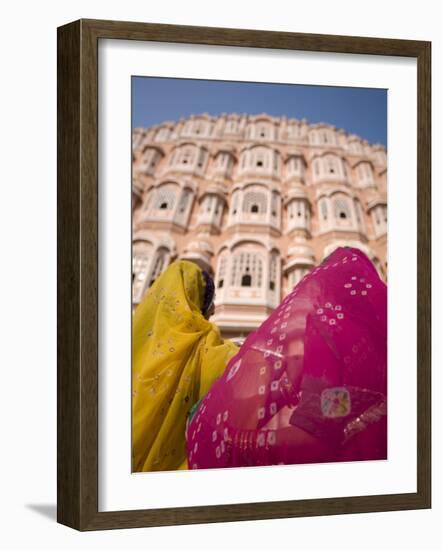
[131,77,388,473]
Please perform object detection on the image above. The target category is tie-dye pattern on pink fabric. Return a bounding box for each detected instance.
[186,247,387,470]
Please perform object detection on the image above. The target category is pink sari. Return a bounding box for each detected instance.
[186,247,387,469]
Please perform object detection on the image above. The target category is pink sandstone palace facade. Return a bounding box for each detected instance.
[132,113,387,339]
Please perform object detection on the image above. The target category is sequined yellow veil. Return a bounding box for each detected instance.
[132,260,238,472]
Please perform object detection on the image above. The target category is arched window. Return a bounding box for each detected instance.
[286,155,304,179]
[370,205,387,237]
[214,152,233,177]
[287,198,310,232]
[255,153,265,168]
[148,249,168,287]
[271,191,279,218]
[354,200,361,223]
[334,198,351,220]
[216,254,228,289]
[191,119,209,137]
[155,186,176,210]
[141,147,162,175]
[320,199,328,220]
[258,125,267,138]
[325,156,337,174]
[243,191,267,214]
[197,148,207,168]
[181,147,194,165]
[269,254,278,291]
[231,252,263,288]
[355,161,374,186]
[132,240,154,301]
[178,189,191,213]
[132,252,149,286]
[231,191,240,216]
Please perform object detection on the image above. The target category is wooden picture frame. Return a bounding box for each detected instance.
[57,18,431,531]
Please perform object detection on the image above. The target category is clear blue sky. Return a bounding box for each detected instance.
[132,76,387,146]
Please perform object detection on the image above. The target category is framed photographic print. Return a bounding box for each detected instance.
[57,19,431,530]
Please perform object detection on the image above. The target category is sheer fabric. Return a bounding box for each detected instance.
[132,260,238,472]
[187,248,387,469]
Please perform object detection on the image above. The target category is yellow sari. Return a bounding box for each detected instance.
[132,260,239,472]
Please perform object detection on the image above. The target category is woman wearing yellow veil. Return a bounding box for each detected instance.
[132,260,239,472]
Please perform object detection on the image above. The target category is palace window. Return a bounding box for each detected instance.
[132,255,149,284]
[320,199,328,220]
[354,200,362,224]
[216,255,228,289]
[181,148,194,165]
[132,240,154,302]
[148,249,168,287]
[141,148,162,175]
[271,191,279,218]
[357,162,374,185]
[334,198,351,220]
[326,157,337,174]
[178,190,191,213]
[197,148,206,168]
[155,186,176,210]
[243,191,267,214]
[231,252,263,288]
[231,192,240,216]
[269,254,278,291]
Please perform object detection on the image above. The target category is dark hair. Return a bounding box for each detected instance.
[201,271,215,316]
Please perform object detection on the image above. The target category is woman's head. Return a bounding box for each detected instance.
[136,260,215,321]
[201,270,216,319]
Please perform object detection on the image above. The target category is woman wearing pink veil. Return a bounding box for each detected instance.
[186,247,387,469]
